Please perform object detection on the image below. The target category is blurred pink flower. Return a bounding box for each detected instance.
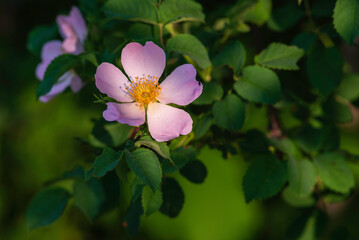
[95,41,203,142]
[36,7,87,102]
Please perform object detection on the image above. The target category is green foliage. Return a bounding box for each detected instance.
[242,0,272,26]
[323,97,353,124]
[213,94,245,131]
[125,148,162,191]
[240,129,269,153]
[287,158,316,196]
[213,41,246,75]
[234,65,282,104]
[336,73,359,101]
[160,177,184,218]
[27,24,58,57]
[135,136,172,160]
[141,185,163,216]
[193,82,223,105]
[166,34,211,69]
[268,2,304,32]
[158,0,205,25]
[179,160,207,183]
[243,154,287,202]
[124,197,143,236]
[90,120,134,148]
[314,152,355,194]
[36,54,80,98]
[285,209,313,239]
[26,188,70,231]
[104,0,158,24]
[333,0,359,45]
[193,116,212,139]
[162,146,196,173]
[254,43,304,70]
[73,178,105,220]
[93,147,123,177]
[306,45,343,96]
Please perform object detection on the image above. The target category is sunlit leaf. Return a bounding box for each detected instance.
[254,43,304,70]
[166,34,211,69]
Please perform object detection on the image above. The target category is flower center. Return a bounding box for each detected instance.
[126,75,161,108]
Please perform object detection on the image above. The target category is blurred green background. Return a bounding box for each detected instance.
[1,0,359,239]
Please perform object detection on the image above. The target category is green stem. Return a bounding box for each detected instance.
[158,23,166,50]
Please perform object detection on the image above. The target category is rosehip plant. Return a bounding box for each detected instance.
[26,0,359,238]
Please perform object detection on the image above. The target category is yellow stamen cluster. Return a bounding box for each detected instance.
[126,75,161,109]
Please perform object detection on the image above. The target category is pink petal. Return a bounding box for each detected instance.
[147,102,193,142]
[157,64,203,106]
[41,40,63,61]
[67,7,87,43]
[36,61,49,80]
[57,7,87,43]
[70,74,84,92]
[121,41,165,82]
[39,72,72,102]
[62,36,78,53]
[103,102,145,126]
[95,62,133,102]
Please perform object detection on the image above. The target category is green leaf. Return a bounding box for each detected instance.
[213,40,246,75]
[242,0,272,26]
[254,43,304,70]
[45,166,84,185]
[306,45,343,96]
[142,185,163,216]
[193,116,212,139]
[104,0,158,24]
[93,147,123,177]
[98,172,121,215]
[125,148,162,191]
[291,125,323,154]
[333,0,359,45]
[282,187,315,207]
[234,65,282,104]
[212,94,245,131]
[158,0,205,25]
[90,119,134,148]
[124,197,143,236]
[292,32,318,53]
[314,152,355,193]
[27,24,58,57]
[131,177,145,200]
[268,138,301,158]
[288,158,316,196]
[166,34,211,69]
[242,154,287,202]
[26,188,70,231]
[36,54,79,98]
[336,73,359,101]
[193,82,223,105]
[160,177,184,218]
[268,2,304,32]
[135,136,171,160]
[162,147,196,173]
[179,160,207,184]
[323,97,353,124]
[73,178,105,220]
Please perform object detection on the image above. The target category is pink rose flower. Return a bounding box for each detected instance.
[95,41,203,142]
[36,7,87,102]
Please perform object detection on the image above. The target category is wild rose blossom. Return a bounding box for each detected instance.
[36,7,87,102]
[95,41,203,142]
